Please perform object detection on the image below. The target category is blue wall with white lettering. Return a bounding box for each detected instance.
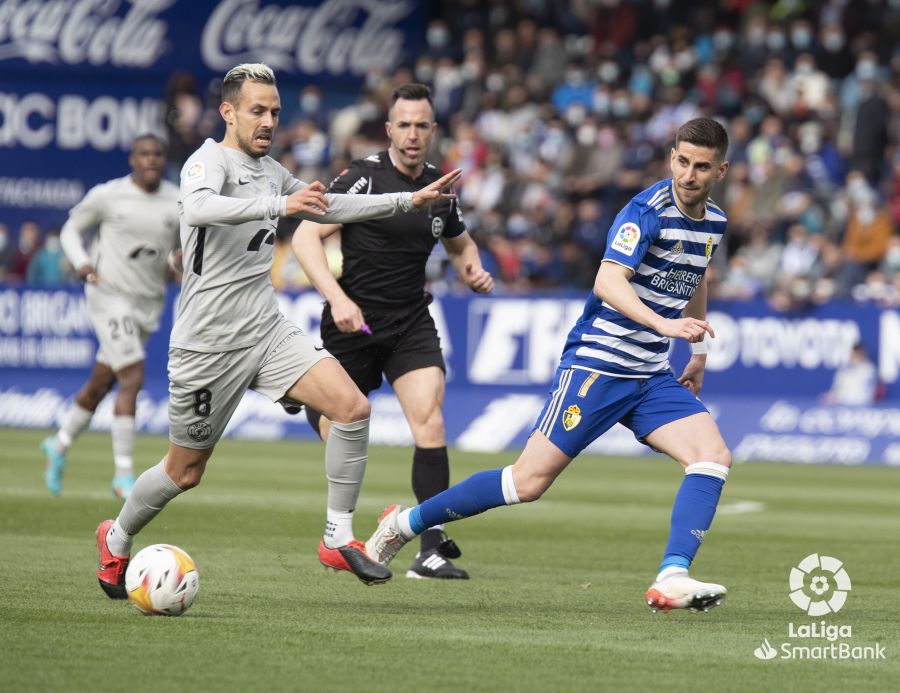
[2,286,899,465]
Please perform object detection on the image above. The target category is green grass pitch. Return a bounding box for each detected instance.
[1,428,898,692]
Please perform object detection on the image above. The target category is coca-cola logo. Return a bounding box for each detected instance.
[0,0,171,68]
[201,0,414,75]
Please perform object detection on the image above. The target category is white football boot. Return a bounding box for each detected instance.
[365,504,410,566]
[645,571,727,613]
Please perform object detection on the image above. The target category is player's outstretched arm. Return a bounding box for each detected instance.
[288,169,462,223]
[182,188,287,226]
[594,261,714,341]
[442,233,494,293]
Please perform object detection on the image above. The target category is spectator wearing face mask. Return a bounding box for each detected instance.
[560,120,624,198]
[838,173,894,292]
[816,24,853,79]
[26,228,72,285]
[297,85,326,130]
[789,53,830,117]
[840,51,884,111]
[424,18,456,61]
[552,60,595,115]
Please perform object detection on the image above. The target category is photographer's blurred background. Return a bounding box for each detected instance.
[3,0,899,462]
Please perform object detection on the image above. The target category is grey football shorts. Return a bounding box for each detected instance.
[168,315,331,449]
[87,287,155,371]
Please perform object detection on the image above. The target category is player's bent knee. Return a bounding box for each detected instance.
[167,460,206,490]
[89,374,116,396]
[331,394,370,424]
[78,387,107,410]
[172,470,203,490]
[514,476,551,503]
[165,446,210,490]
[349,396,371,422]
[718,447,733,468]
[414,415,445,447]
[692,445,732,469]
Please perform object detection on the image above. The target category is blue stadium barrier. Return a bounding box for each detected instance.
[3,285,899,465]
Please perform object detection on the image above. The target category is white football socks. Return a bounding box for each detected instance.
[111,415,135,475]
[106,519,133,557]
[656,565,689,583]
[56,403,93,453]
[324,509,354,548]
[396,508,415,540]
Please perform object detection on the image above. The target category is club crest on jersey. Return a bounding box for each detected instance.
[562,404,582,431]
[187,421,211,443]
[705,235,713,258]
[672,240,684,255]
[185,162,205,183]
[431,216,444,238]
[612,222,640,256]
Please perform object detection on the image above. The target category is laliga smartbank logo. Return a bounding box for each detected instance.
[753,554,885,662]
[789,553,850,615]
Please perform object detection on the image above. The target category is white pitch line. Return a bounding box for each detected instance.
[718,500,765,515]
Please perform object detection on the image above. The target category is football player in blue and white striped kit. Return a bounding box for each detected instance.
[366,118,733,613]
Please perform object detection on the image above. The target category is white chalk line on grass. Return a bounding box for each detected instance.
[717,500,765,515]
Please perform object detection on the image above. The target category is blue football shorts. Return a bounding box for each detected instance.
[532,365,709,458]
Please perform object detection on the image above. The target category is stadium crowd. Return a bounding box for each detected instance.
[4,0,900,312]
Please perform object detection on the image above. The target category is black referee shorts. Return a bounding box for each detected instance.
[320,296,445,396]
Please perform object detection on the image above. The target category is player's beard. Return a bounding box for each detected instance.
[237,129,272,158]
[675,182,709,211]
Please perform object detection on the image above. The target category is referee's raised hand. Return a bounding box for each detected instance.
[411,168,462,210]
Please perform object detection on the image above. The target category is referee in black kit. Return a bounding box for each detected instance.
[294,83,493,579]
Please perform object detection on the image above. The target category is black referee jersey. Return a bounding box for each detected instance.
[326,150,466,310]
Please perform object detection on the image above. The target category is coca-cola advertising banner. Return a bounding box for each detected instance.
[0,0,425,233]
[0,0,424,78]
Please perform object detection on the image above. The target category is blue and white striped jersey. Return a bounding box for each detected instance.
[560,178,727,377]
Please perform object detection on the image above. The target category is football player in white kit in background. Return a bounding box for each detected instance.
[95,63,462,597]
[42,135,180,501]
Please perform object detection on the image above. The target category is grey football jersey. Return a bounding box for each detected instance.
[60,176,180,314]
[173,139,415,353]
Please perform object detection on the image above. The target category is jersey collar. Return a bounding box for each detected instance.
[219,139,264,169]
[385,149,426,183]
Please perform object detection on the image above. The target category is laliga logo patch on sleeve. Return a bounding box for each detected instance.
[185,162,205,183]
[611,222,640,256]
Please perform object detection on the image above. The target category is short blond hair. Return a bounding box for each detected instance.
[222,63,276,104]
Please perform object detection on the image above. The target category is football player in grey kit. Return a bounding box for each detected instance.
[42,134,179,500]
[95,63,462,596]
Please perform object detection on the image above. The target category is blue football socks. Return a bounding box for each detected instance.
[659,462,729,575]
[409,468,511,534]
